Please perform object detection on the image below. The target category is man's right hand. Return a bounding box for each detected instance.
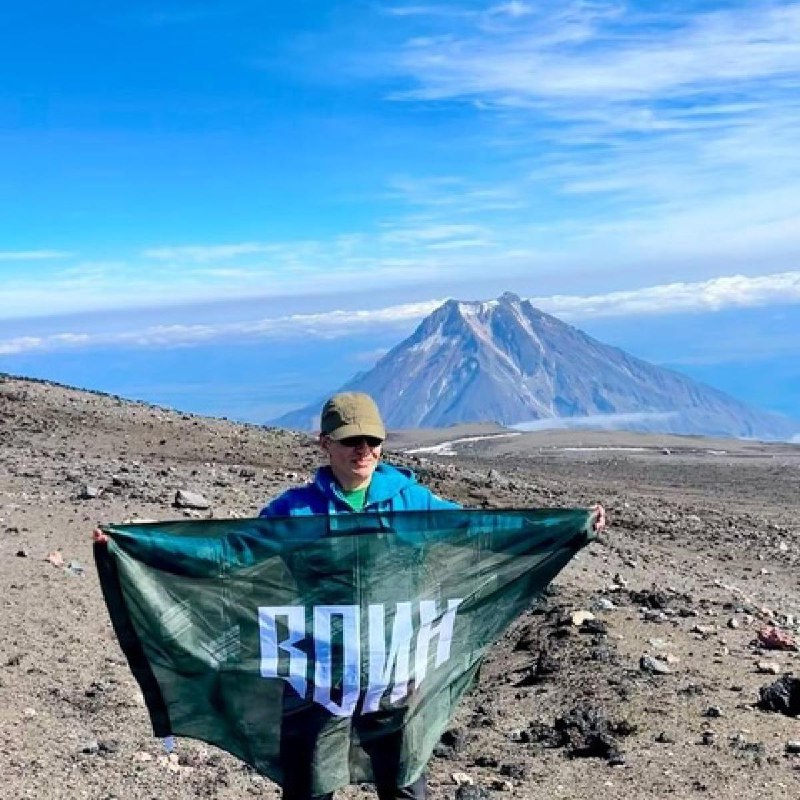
[92,528,109,544]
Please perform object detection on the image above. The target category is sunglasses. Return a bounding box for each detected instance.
[336,436,384,449]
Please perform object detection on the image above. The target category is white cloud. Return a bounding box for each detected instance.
[4,269,800,357]
[142,243,276,261]
[533,271,800,320]
[391,3,800,106]
[0,300,444,355]
[0,250,71,261]
[380,222,490,245]
[489,2,533,20]
[512,411,678,431]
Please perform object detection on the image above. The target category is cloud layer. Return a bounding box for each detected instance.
[3,271,799,356]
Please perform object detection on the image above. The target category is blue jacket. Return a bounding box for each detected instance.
[259,462,459,516]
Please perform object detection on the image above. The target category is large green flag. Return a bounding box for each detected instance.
[95,508,594,794]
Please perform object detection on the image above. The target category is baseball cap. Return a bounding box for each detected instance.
[320,392,386,441]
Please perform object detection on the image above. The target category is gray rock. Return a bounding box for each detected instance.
[640,655,672,675]
[174,489,210,510]
[455,787,489,800]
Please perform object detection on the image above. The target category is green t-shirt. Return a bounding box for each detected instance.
[342,485,369,511]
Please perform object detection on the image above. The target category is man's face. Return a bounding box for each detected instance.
[321,434,383,490]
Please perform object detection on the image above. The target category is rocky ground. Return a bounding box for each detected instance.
[1,374,799,800]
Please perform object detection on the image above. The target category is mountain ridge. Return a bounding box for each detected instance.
[277,293,798,441]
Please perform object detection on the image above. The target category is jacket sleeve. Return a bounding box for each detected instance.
[428,493,461,510]
[258,493,288,517]
[415,485,461,510]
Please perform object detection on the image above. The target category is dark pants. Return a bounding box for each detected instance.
[280,703,427,800]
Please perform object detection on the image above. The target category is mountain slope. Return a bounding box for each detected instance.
[278,293,798,440]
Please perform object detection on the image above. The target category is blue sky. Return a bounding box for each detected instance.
[2,1,799,426]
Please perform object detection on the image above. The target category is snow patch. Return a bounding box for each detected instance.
[406,432,522,456]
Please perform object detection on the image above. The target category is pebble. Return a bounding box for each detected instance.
[456,788,489,800]
[571,610,595,627]
[15,549,28,558]
[66,560,85,577]
[786,741,800,754]
[451,772,474,786]
[490,779,514,792]
[22,707,36,718]
[174,489,210,510]
[756,661,781,675]
[640,655,672,675]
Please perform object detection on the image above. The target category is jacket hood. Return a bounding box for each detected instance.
[313,462,417,507]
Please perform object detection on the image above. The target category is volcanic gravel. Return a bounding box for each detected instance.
[2,374,800,800]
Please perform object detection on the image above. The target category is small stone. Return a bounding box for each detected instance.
[703,706,723,718]
[571,610,595,627]
[499,763,525,779]
[133,751,153,762]
[66,560,85,577]
[758,676,800,716]
[78,484,101,500]
[727,618,740,629]
[451,772,474,787]
[786,741,800,754]
[580,618,608,635]
[490,779,514,792]
[640,655,671,675]
[15,549,28,558]
[22,707,36,718]
[700,731,715,746]
[757,661,781,675]
[456,788,489,800]
[81,740,101,755]
[174,489,210,510]
[757,626,797,651]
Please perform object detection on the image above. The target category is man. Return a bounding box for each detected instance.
[94,392,605,799]
[260,391,459,800]
[261,391,458,517]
